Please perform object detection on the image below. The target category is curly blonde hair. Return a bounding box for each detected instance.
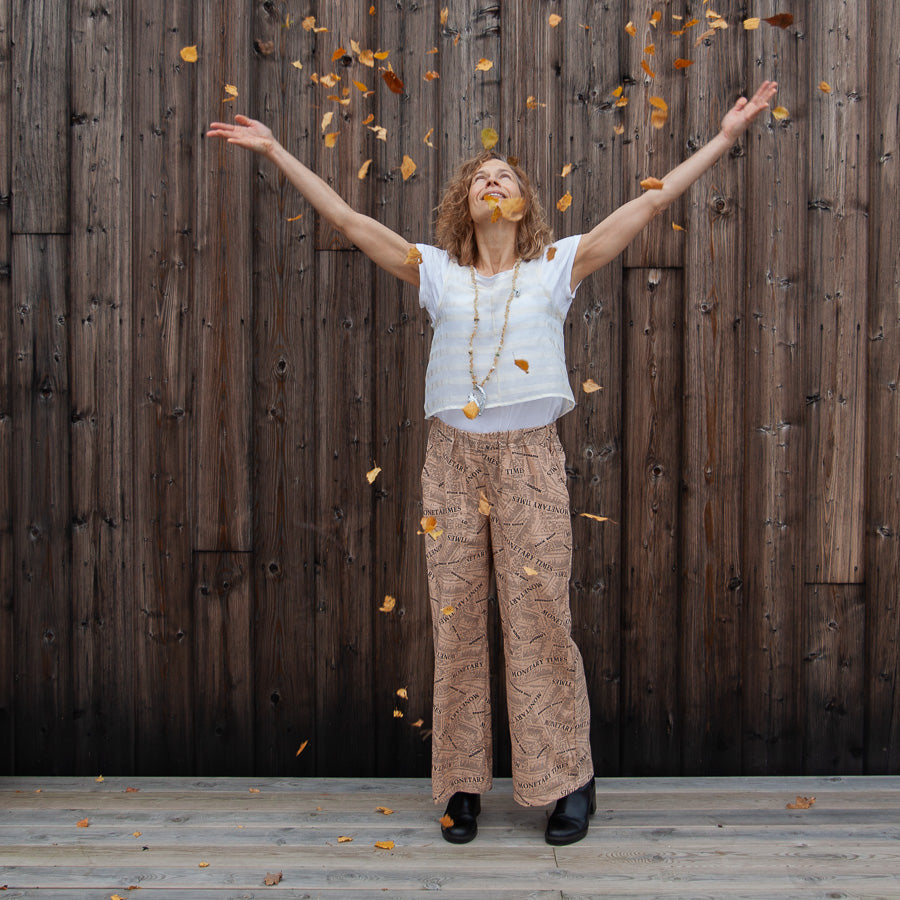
[434,151,553,266]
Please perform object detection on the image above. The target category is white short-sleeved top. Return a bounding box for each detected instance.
[416,235,582,433]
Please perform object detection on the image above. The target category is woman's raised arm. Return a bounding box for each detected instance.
[207,115,420,287]
[570,81,778,289]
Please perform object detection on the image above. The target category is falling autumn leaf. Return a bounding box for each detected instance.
[332,47,346,62]
[612,86,623,98]
[369,124,387,141]
[614,124,625,135]
[478,492,492,516]
[548,13,562,27]
[291,60,303,69]
[393,709,403,717]
[96,775,105,783]
[374,841,395,850]
[672,222,685,231]
[582,378,602,393]
[524,566,538,576]
[545,246,557,260]
[641,60,656,79]
[418,516,443,538]
[644,43,656,55]
[580,513,612,523]
[366,464,382,484]
[463,400,480,419]
[324,132,339,148]
[133,831,142,837]
[673,58,694,69]
[475,58,493,72]
[381,69,404,93]
[363,113,375,125]
[359,48,375,67]
[560,163,572,177]
[379,595,397,612]
[771,106,790,121]
[481,127,499,150]
[640,176,664,190]
[286,213,303,221]
[819,81,832,93]
[526,96,546,109]
[625,21,637,36]
[400,155,416,180]
[786,796,816,809]
[651,108,668,129]
[249,787,260,793]
[264,872,283,886]
[441,605,455,616]
[424,70,440,80]
[556,191,572,212]
[412,718,424,727]
[296,739,309,756]
[376,806,394,815]
[649,10,661,27]
[199,862,210,868]
[404,246,423,266]
[338,835,353,842]
[396,687,408,699]
[742,16,761,29]
[321,111,334,132]
[764,13,794,28]
[514,359,529,373]
[180,45,198,63]
[352,80,369,92]
[615,96,628,108]
[497,197,525,221]
[423,127,435,147]
[440,7,449,25]
[77,818,89,827]
[358,158,372,180]
[427,46,439,54]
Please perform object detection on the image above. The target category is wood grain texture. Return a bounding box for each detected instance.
[622,268,681,775]
[193,0,253,552]
[10,0,68,233]
[680,25,747,776]
[11,235,72,772]
[371,0,437,779]
[68,0,134,775]
[554,1,625,777]
[740,0,806,777]
[864,0,900,774]
[802,584,865,773]
[803,0,868,583]
[249,0,319,777]
[131,0,197,775]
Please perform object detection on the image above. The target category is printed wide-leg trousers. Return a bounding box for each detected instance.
[421,419,593,807]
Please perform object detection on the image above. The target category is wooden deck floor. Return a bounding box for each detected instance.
[1,775,899,898]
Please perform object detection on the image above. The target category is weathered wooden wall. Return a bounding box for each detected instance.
[1,0,898,778]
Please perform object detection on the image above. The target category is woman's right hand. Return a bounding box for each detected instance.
[207,114,277,156]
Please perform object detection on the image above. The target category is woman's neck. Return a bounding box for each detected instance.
[472,225,517,276]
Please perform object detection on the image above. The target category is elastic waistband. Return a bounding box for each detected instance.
[430,417,558,450]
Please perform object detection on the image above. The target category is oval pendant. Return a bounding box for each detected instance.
[466,384,487,416]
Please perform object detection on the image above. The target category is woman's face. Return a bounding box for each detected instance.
[467,158,522,221]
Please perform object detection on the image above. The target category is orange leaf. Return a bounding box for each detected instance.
[381,69,404,93]
[649,10,661,27]
[625,21,636,36]
[644,43,656,55]
[424,70,440,80]
[376,806,394,815]
[650,108,668,129]
[475,58,493,72]
[582,378,602,393]
[560,163,573,177]
[374,840,395,850]
[641,60,656,78]
[324,132,339,148]
[358,158,372,180]
[301,15,317,31]
[764,13,793,28]
[418,516,443,539]
[379,595,397,612]
[198,862,210,868]
[366,464,381,484]
[640,176,664,190]
[400,155,416,181]
[556,191,572,212]
[338,835,353,842]
[580,512,612,523]
[249,787,260,793]
[296,739,309,756]
[546,246,557,260]
[412,718,424,727]
[374,50,390,60]
[332,47,345,62]
[362,113,375,125]
[440,813,454,827]
[673,58,694,68]
[649,96,668,111]
[180,45,198,63]
[353,79,369,92]
[498,197,525,221]
[125,786,140,793]
[264,872,283,886]
[548,13,562,27]
[440,7,449,25]
[76,818,89,827]
[672,222,685,231]
[370,4,375,12]
[286,213,303,221]
[786,795,816,809]
[404,246,423,266]
[423,127,435,147]
[819,81,832,93]
[441,605,455,616]
[613,123,625,135]
[514,359,529,373]
[396,687,408,699]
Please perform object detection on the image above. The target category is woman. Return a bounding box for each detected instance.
[208,79,777,845]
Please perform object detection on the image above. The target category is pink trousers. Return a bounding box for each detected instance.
[421,419,593,807]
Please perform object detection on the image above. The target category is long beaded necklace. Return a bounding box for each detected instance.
[463,258,522,419]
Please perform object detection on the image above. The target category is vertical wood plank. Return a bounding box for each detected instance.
[555,0,625,776]
[621,1,687,268]
[194,0,252,552]
[193,552,253,774]
[314,251,376,776]
[802,584,865,773]
[250,0,319,776]
[741,0,806,776]
[132,0,196,774]
[622,268,682,775]
[11,235,72,772]
[372,0,438,779]
[864,0,900,774]
[803,0,867,583]
[10,0,68,233]
[69,0,134,775]
[680,28,747,775]
[0,0,13,771]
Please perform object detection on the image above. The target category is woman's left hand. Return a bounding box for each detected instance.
[720,80,778,141]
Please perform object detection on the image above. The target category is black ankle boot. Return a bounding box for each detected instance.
[545,778,596,845]
[441,791,481,844]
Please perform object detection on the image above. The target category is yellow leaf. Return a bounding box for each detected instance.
[379,595,397,612]
[423,127,435,147]
[404,246,423,266]
[338,835,353,842]
[582,378,602,393]
[649,96,668,111]
[615,96,628,107]
[556,191,572,212]
[77,818,89,827]
[463,400,480,419]
[710,18,728,30]
[199,862,210,868]
[302,15,317,31]
[332,47,345,62]
[224,84,238,97]
[614,123,625,135]
[612,85,624,97]
[772,105,790,121]
[286,213,303,221]
[374,840,395,850]
[358,158,372,180]
[180,45,198,63]
[249,787,260,793]
[649,10,661,27]
[524,566,538,576]
[514,358,529,373]
[560,163,572,177]
[819,81,832,93]
[478,491,492,516]
[625,21,637,36]
[324,132,339,148]
[296,739,309,756]
[498,197,525,222]
[418,516,443,538]
[526,95,545,109]
[743,16,760,29]
[441,605,455,616]
[580,513,612,523]
[393,708,403,717]
[548,13,562,27]
[412,717,424,727]
[359,49,375,67]
[369,125,387,141]
[481,127,499,150]
[374,50,390,60]
[353,80,369,92]
[672,222,685,231]
[96,774,105,783]
[475,58,493,72]
[396,687,408,699]
[376,806,394,815]
[400,155,416,181]
[651,108,668,129]
[640,176,664,190]
[440,7,449,25]
[321,111,334,132]
[132,831,142,837]
[320,73,341,87]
